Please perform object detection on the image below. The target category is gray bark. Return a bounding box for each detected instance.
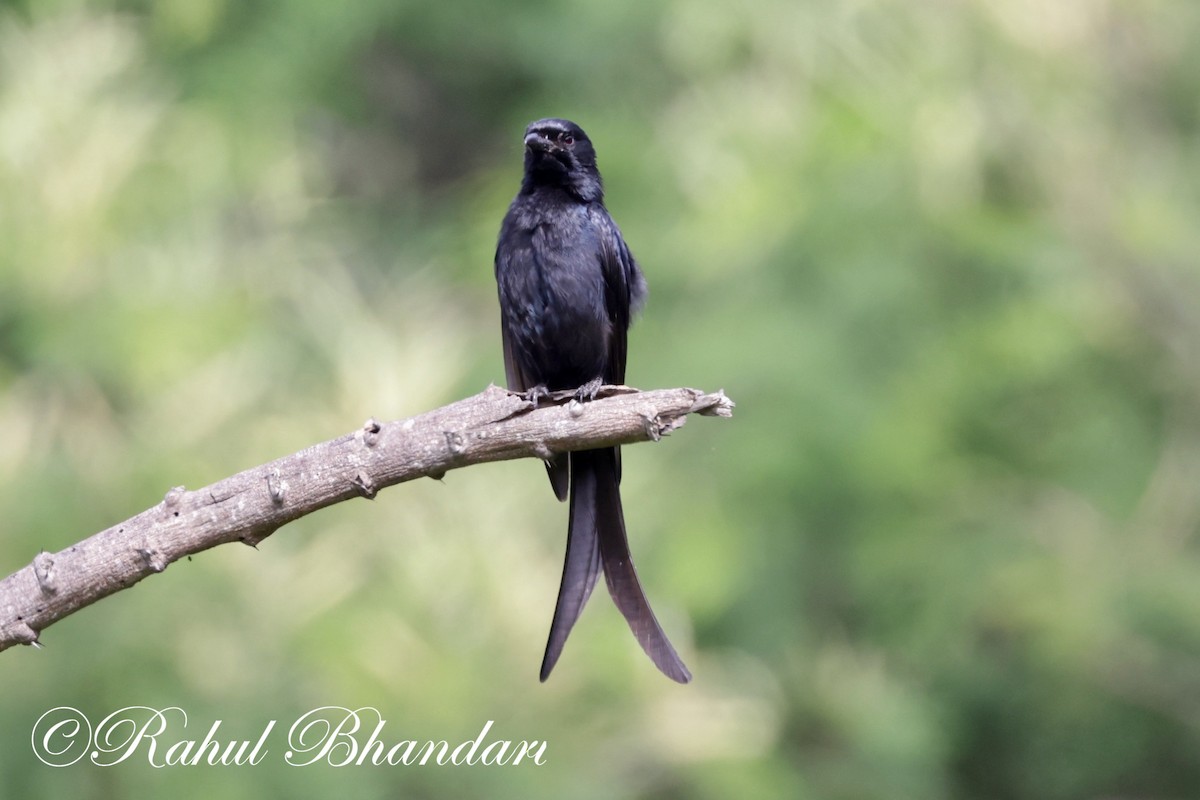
[0,385,733,653]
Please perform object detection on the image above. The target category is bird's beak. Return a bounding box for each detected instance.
[524,131,551,152]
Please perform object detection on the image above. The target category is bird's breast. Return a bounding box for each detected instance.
[499,207,611,388]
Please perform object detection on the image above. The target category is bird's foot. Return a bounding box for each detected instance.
[575,378,604,403]
[523,384,551,407]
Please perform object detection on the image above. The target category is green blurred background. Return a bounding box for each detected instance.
[3,0,1200,797]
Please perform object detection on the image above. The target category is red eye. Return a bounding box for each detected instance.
[563,134,575,146]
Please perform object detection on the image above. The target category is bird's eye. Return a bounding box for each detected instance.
[562,134,575,146]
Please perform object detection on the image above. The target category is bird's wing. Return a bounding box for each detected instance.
[496,240,569,501]
[495,239,531,394]
[500,321,527,393]
[591,207,645,386]
[592,207,646,482]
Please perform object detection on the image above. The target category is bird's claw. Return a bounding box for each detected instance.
[575,379,604,403]
[523,385,551,407]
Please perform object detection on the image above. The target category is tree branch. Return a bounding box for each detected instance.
[0,385,733,653]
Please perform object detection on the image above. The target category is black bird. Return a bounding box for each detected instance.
[494,118,691,683]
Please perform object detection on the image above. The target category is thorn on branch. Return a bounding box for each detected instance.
[444,430,467,456]
[162,485,186,518]
[33,552,57,595]
[240,526,277,548]
[362,417,382,447]
[11,621,39,646]
[266,468,286,505]
[641,413,663,441]
[351,470,378,500]
[137,547,169,574]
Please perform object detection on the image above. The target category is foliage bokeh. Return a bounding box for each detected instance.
[3,1,1200,797]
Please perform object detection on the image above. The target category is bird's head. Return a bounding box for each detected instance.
[521,118,603,201]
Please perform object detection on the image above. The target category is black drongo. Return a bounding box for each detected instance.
[494,118,691,683]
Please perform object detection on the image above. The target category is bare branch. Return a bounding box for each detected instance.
[0,385,734,653]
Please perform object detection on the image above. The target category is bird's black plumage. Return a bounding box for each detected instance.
[494,118,691,683]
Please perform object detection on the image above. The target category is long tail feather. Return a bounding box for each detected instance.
[546,448,691,683]
[539,452,602,680]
